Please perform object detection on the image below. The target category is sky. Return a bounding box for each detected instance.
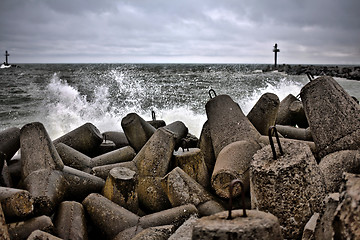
[0,0,359,64]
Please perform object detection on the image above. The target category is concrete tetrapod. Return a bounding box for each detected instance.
[0,187,34,220]
[0,127,20,164]
[54,201,88,240]
[193,180,283,240]
[250,139,327,239]
[55,143,92,173]
[53,122,103,157]
[23,169,67,216]
[197,120,216,175]
[20,122,64,179]
[319,150,360,192]
[205,94,260,158]
[137,175,171,213]
[101,131,129,148]
[173,148,209,189]
[121,113,156,153]
[62,166,105,202]
[7,215,54,240]
[333,173,360,239]
[27,230,62,240]
[0,204,10,240]
[82,193,140,239]
[275,94,299,126]
[247,92,280,135]
[90,146,136,168]
[300,76,360,158]
[161,167,224,216]
[135,127,176,177]
[211,140,261,199]
[102,167,139,213]
[275,124,313,141]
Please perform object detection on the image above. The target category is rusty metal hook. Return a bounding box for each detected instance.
[151,110,156,121]
[227,179,247,220]
[209,89,217,99]
[268,126,284,160]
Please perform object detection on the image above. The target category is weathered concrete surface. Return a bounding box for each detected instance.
[205,94,260,158]
[62,166,105,201]
[333,173,360,239]
[247,92,280,135]
[275,125,313,141]
[90,146,136,167]
[20,122,64,179]
[121,113,156,153]
[137,175,171,213]
[54,201,88,240]
[161,167,224,216]
[319,150,360,192]
[300,76,360,158]
[250,141,327,239]
[22,169,67,216]
[27,230,62,240]
[102,131,129,149]
[314,193,340,240]
[131,225,174,240]
[173,148,209,189]
[102,167,138,213]
[82,193,140,239]
[0,127,20,164]
[0,204,10,240]
[53,122,103,157]
[301,212,319,240]
[7,215,54,240]
[197,120,216,175]
[211,140,261,199]
[275,94,299,126]
[0,187,34,220]
[55,143,92,173]
[192,210,283,240]
[139,204,198,229]
[168,215,198,240]
[135,128,175,178]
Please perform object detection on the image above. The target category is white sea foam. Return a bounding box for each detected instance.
[238,77,305,114]
[43,73,207,139]
[41,71,309,140]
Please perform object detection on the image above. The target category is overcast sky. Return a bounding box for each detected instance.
[1,0,359,64]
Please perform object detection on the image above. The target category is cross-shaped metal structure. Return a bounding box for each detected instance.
[273,43,280,69]
[5,51,10,65]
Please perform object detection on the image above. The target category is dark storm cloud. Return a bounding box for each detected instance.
[0,0,359,64]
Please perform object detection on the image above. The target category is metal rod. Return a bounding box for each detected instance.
[227,179,247,220]
[268,126,284,160]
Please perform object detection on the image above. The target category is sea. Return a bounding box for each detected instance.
[1,63,359,139]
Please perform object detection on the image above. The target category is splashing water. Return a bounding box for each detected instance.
[4,64,358,139]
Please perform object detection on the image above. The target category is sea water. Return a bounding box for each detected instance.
[0,64,359,139]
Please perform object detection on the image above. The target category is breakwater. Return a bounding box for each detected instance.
[0,75,359,239]
[268,64,360,80]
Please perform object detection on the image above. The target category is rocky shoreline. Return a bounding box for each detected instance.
[265,64,360,80]
[0,75,359,239]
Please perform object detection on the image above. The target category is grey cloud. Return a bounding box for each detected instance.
[0,0,359,64]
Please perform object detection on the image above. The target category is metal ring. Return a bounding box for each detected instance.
[208,89,217,99]
[227,179,247,220]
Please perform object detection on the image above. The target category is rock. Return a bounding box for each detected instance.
[250,140,327,239]
[333,173,360,239]
[300,76,360,158]
[247,92,280,135]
